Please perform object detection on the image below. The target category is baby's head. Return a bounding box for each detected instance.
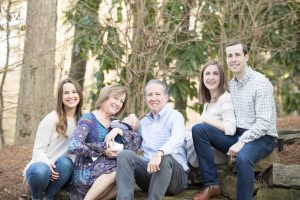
[122,113,140,131]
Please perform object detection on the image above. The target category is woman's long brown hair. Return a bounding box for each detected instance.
[56,78,83,137]
[199,60,227,104]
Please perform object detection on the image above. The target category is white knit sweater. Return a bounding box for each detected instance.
[23,111,76,176]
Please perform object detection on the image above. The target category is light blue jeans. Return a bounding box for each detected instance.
[26,156,73,200]
[192,123,275,200]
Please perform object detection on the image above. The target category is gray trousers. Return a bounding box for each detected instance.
[116,150,188,200]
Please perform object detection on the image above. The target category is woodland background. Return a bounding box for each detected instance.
[0,0,299,147]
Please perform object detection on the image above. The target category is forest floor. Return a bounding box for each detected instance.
[0,115,300,200]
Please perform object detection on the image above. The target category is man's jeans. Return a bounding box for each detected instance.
[26,156,73,200]
[192,123,275,200]
[116,150,188,200]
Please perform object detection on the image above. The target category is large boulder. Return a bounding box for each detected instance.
[253,188,300,200]
[268,163,300,189]
[221,175,237,200]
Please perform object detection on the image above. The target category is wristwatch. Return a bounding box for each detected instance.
[153,150,164,158]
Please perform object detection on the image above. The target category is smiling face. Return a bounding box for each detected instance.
[102,93,126,116]
[225,43,249,79]
[145,83,168,115]
[203,64,221,94]
[62,82,80,111]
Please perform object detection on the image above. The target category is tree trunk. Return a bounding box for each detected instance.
[69,24,87,88]
[15,0,57,144]
[0,0,12,147]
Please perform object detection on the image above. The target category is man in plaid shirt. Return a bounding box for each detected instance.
[192,41,278,200]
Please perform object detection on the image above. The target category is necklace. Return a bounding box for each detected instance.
[210,96,217,103]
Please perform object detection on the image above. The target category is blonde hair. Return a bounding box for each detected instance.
[95,85,128,115]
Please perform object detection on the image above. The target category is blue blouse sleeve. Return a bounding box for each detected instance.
[68,114,107,157]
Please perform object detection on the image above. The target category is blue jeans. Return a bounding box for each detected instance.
[26,156,74,200]
[192,123,275,200]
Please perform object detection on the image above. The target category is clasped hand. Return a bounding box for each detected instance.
[227,141,245,157]
[104,128,123,148]
[104,128,123,158]
[49,162,59,181]
[104,148,119,158]
[147,156,162,174]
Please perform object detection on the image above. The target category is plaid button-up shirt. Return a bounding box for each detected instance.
[229,67,278,143]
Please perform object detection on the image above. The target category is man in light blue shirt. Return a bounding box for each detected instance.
[116,79,189,200]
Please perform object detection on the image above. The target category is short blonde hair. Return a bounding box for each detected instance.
[95,85,128,115]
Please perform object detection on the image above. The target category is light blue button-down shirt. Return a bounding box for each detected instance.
[139,104,189,171]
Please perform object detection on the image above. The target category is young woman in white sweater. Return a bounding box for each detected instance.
[186,60,236,167]
[191,60,236,199]
[23,78,83,200]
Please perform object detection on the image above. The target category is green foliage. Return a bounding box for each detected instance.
[188,102,204,115]
[64,0,102,59]
[199,0,300,114]
[282,84,300,114]
[65,0,126,109]
[89,70,104,110]
[64,0,300,118]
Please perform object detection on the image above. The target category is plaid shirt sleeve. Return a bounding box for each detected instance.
[239,80,274,143]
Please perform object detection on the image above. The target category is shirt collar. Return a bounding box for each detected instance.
[146,104,170,120]
[233,66,252,88]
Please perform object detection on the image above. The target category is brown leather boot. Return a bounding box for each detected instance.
[192,185,221,200]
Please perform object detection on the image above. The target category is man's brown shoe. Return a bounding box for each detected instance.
[192,185,221,200]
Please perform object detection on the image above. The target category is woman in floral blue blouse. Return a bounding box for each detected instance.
[68,85,141,200]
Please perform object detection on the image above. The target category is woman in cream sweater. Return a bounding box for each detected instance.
[23,78,83,200]
[186,60,236,167]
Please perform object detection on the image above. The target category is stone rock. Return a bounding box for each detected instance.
[253,188,300,200]
[222,175,237,200]
[255,150,280,172]
[55,189,69,199]
[278,129,300,136]
[281,133,300,145]
[217,164,233,185]
[268,163,300,189]
[135,189,230,200]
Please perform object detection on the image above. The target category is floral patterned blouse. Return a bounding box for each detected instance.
[68,112,141,200]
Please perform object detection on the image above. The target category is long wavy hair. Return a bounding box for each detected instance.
[56,78,83,137]
[199,60,226,103]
